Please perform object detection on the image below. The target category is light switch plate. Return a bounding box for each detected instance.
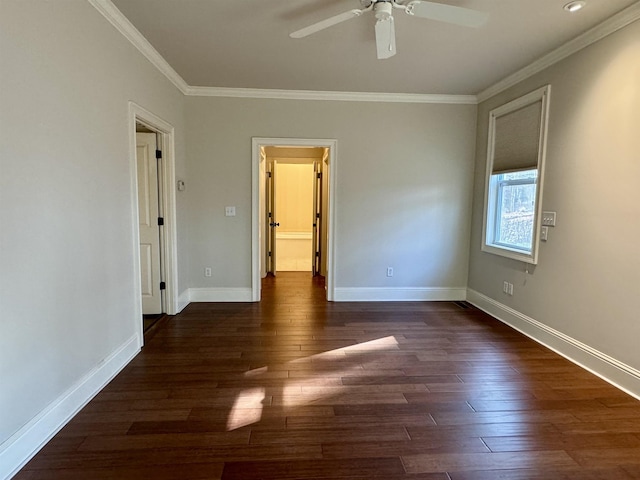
[542,211,556,226]
[540,226,549,241]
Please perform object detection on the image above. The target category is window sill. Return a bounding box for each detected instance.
[482,243,538,265]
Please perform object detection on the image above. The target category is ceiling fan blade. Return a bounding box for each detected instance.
[375,16,396,60]
[405,1,488,28]
[290,9,365,38]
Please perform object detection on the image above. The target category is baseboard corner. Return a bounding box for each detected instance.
[0,334,140,480]
[466,288,640,401]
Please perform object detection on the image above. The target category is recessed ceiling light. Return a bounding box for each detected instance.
[564,1,586,13]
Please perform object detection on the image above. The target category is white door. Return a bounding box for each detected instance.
[136,132,162,314]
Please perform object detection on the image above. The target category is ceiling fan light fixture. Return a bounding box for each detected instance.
[563,1,586,13]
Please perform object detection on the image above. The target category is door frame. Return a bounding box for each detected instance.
[251,137,337,301]
[128,102,178,345]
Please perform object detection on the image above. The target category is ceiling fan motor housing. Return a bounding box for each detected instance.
[374,1,393,20]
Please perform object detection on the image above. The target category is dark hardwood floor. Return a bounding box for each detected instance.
[15,272,640,479]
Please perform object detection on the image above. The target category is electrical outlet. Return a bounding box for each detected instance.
[204,267,212,277]
[387,267,394,277]
[508,283,514,296]
[503,281,509,294]
[225,206,236,217]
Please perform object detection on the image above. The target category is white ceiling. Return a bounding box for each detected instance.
[110,0,638,95]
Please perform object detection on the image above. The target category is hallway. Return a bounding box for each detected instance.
[14,273,640,479]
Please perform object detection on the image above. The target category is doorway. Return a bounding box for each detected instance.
[135,128,164,329]
[264,147,328,276]
[252,138,337,302]
[129,102,178,345]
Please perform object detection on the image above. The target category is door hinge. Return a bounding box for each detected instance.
[267,171,272,178]
[158,217,164,226]
[159,281,166,290]
[316,213,320,219]
[156,149,162,159]
[268,251,272,257]
[317,172,322,179]
[268,212,272,218]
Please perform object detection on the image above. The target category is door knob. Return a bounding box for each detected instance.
[270,222,280,227]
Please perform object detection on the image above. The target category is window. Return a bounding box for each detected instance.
[488,169,538,252]
[482,85,550,264]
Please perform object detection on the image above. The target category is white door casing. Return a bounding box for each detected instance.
[252,138,337,302]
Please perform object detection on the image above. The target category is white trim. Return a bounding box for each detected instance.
[481,86,551,265]
[0,335,140,480]
[333,287,467,302]
[88,0,189,94]
[89,0,471,105]
[252,138,338,302]
[467,289,640,401]
[177,289,190,313]
[128,103,180,346]
[477,3,640,103]
[186,86,477,104]
[90,0,640,106]
[188,288,253,303]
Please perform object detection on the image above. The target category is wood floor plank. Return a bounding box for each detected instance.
[321,437,489,459]
[482,432,640,452]
[220,458,406,479]
[76,430,251,452]
[402,451,579,474]
[249,425,410,445]
[447,467,636,479]
[568,447,640,468]
[13,272,640,480]
[13,463,225,480]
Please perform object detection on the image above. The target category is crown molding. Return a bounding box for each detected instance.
[89,1,474,105]
[90,0,639,106]
[88,0,189,94]
[186,86,477,104]
[477,2,640,103]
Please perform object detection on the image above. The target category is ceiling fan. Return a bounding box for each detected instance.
[290,0,488,60]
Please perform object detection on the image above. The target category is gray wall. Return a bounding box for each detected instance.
[468,20,640,373]
[0,0,187,449]
[0,1,477,464]
[6,0,637,474]
[184,97,477,293]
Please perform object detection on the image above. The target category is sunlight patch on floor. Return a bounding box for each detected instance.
[226,387,265,430]
[227,336,399,429]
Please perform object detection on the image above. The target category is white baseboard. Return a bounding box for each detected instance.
[333,287,467,302]
[177,289,190,313]
[0,334,141,480]
[188,287,253,302]
[467,289,640,401]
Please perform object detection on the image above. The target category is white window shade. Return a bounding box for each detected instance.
[492,101,542,174]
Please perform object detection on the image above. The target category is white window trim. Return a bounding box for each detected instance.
[481,85,551,265]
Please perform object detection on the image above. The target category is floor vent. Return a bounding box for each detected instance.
[453,301,471,309]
